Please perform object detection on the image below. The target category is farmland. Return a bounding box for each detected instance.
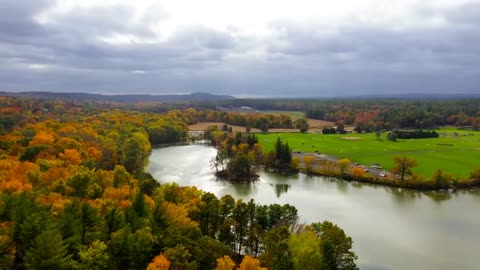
[257,129,480,178]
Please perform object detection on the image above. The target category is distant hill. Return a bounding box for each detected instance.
[0,91,235,103]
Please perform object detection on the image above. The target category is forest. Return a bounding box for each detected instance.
[0,96,358,270]
[197,98,480,131]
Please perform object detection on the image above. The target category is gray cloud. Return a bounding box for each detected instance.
[0,1,479,97]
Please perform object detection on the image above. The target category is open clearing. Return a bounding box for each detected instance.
[257,129,480,178]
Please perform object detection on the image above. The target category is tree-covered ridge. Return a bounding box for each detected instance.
[207,98,480,130]
[0,97,358,269]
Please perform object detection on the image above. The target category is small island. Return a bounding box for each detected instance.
[207,126,298,181]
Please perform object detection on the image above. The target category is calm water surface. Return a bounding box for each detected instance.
[146,144,480,270]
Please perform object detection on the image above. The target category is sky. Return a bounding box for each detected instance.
[1,0,480,97]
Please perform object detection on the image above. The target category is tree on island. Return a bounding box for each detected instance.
[274,137,292,170]
[228,153,253,178]
[391,156,417,180]
[211,131,261,180]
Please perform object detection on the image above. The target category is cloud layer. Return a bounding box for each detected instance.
[1,0,479,97]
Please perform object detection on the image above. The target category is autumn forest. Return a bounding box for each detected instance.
[0,96,358,270]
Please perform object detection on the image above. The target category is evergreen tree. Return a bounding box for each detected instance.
[104,208,125,237]
[80,203,97,245]
[23,230,73,270]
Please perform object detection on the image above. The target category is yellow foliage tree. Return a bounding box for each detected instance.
[290,156,300,170]
[238,255,267,270]
[392,156,417,180]
[163,202,196,227]
[338,158,351,176]
[303,156,314,173]
[215,255,236,270]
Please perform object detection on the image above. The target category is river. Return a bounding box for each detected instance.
[146,143,480,270]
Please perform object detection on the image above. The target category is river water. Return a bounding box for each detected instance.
[146,143,480,270]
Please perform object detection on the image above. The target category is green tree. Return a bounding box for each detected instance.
[164,245,197,270]
[430,169,452,189]
[23,230,73,270]
[260,123,268,134]
[110,227,156,270]
[104,207,125,237]
[59,202,82,256]
[294,118,309,133]
[386,132,397,142]
[66,169,94,198]
[78,240,111,270]
[312,221,358,270]
[262,226,293,270]
[288,230,323,270]
[229,153,253,178]
[273,137,292,170]
[469,167,480,180]
[232,200,248,255]
[198,193,221,238]
[191,236,231,270]
[113,165,131,187]
[80,202,97,245]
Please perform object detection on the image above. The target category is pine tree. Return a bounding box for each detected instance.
[23,230,73,270]
[80,203,97,245]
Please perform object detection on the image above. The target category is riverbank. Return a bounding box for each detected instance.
[293,152,480,191]
[297,168,480,191]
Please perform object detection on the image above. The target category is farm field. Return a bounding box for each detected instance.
[257,129,480,178]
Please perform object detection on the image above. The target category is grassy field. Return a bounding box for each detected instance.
[257,129,480,179]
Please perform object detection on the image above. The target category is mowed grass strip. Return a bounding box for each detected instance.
[257,130,480,179]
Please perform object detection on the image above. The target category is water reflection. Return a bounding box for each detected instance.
[335,179,349,193]
[224,180,256,197]
[424,191,452,203]
[271,183,290,198]
[388,187,420,206]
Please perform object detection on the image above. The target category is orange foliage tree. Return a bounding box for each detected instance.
[147,254,171,270]
[351,166,366,178]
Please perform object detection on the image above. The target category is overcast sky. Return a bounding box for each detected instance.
[1,0,479,97]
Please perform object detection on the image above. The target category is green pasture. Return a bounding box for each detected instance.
[257,129,480,179]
